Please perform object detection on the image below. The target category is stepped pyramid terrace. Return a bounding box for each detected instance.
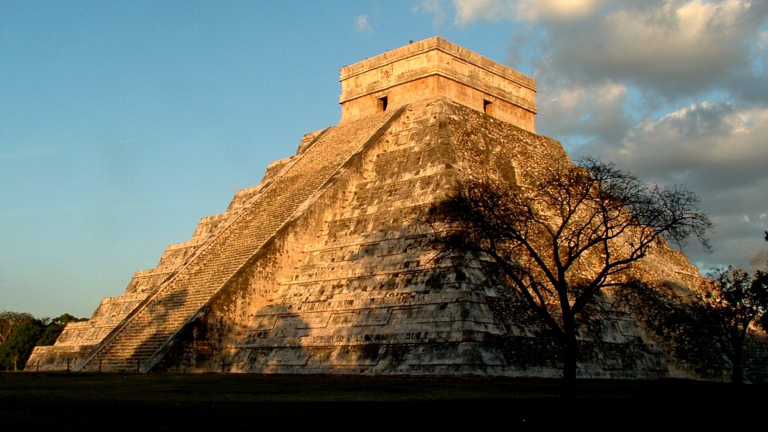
[26,37,767,380]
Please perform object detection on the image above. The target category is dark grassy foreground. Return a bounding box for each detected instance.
[1,373,761,429]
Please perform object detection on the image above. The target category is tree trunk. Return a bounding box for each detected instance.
[732,336,744,385]
[562,314,578,397]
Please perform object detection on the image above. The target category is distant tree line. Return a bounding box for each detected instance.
[0,312,86,371]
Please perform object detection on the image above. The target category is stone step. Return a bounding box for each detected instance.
[75,108,405,373]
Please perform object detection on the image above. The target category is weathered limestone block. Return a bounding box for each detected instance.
[26,291,152,370]
[339,37,537,132]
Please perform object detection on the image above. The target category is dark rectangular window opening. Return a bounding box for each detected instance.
[483,99,493,115]
[378,96,388,112]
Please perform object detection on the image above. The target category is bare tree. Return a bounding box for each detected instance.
[425,156,712,387]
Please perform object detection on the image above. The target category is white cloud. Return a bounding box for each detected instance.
[453,0,514,25]
[515,0,603,22]
[577,102,768,268]
[415,0,443,14]
[414,0,449,27]
[434,0,768,97]
[453,0,601,24]
[595,103,768,188]
[565,0,761,91]
[760,30,768,51]
[537,81,631,144]
[355,14,373,33]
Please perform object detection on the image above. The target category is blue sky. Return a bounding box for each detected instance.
[2,1,767,318]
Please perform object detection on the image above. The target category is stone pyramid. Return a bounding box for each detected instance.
[27,38,719,378]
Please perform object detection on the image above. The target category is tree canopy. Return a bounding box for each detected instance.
[706,234,768,383]
[0,311,35,344]
[0,311,86,371]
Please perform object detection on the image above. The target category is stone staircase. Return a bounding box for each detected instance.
[74,107,406,372]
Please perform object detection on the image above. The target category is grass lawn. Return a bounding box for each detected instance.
[1,373,761,429]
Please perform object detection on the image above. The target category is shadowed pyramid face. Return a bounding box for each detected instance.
[26,38,737,382]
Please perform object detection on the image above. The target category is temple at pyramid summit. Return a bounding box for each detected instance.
[25,38,765,379]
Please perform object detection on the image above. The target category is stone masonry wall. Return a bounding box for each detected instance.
[339,37,536,132]
[154,98,720,378]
